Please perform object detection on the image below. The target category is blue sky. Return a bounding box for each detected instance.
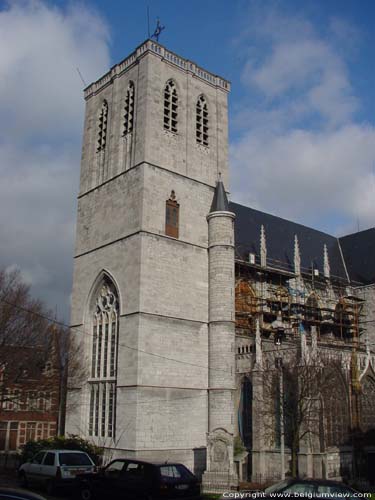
[1,0,375,320]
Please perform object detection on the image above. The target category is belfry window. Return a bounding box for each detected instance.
[123,82,135,136]
[97,101,108,152]
[196,95,208,146]
[89,277,118,439]
[163,80,178,133]
[165,190,179,238]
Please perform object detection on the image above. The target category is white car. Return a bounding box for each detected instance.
[19,449,96,494]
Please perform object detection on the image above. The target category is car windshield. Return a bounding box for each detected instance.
[265,480,292,494]
[159,464,194,481]
[59,453,92,466]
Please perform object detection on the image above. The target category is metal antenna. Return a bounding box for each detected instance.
[147,5,150,38]
[76,67,87,87]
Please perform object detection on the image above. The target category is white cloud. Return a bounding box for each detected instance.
[0,1,111,320]
[230,7,375,235]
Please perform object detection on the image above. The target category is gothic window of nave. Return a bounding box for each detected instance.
[96,100,108,152]
[89,277,119,439]
[334,300,352,340]
[324,370,349,447]
[238,376,252,448]
[123,82,135,136]
[360,375,375,431]
[235,281,257,331]
[196,95,208,146]
[163,80,178,133]
[305,293,322,330]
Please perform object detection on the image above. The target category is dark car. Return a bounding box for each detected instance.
[263,479,359,498]
[0,488,47,500]
[75,459,201,500]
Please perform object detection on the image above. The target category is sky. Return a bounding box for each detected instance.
[1,0,375,321]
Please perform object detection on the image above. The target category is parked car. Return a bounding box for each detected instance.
[18,449,96,494]
[0,488,47,500]
[75,458,201,500]
[263,479,359,498]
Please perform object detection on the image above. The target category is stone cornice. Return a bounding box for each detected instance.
[84,39,231,100]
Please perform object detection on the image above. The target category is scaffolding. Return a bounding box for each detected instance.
[235,256,364,348]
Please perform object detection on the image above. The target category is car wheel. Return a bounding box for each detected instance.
[80,486,94,500]
[46,479,55,495]
[19,471,28,488]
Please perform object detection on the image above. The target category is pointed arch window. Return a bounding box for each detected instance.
[97,101,108,152]
[163,80,178,133]
[305,293,322,327]
[89,277,119,439]
[235,281,257,331]
[360,375,375,431]
[334,300,352,340]
[323,369,349,447]
[196,95,208,146]
[123,82,135,136]
[238,377,252,449]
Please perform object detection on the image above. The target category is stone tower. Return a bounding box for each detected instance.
[204,181,236,486]
[66,39,233,473]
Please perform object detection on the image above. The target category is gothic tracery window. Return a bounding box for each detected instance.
[196,95,208,146]
[163,80,178,133]
[89,277,119,439]
[235,281,257,331]
[238,377,252,449]
[97,101,108,152]
[334,301,352,340]
[305,293,322,330]
[360,375,375,431]
[323,370,349,447]
[123,82,135,136]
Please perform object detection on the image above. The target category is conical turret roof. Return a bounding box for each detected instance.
[210,179,229,213]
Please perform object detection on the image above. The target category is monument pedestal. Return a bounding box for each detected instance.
[202,428,238,493]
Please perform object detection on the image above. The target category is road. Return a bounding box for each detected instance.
[0,471,61,500]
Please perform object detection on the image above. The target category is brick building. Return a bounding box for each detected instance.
[0,340,60,452]
[65,39,375,486]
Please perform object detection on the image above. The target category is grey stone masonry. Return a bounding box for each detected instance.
[203,209,237,489]
[66,38,231,476]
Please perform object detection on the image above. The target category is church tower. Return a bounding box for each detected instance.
[66,39,232,474]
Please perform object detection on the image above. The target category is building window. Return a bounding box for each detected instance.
[0,422,19,451]
[196,95,208,146]
[305,293,322,330]
[360,375,375,431]
[334,301,351,340]
[123,82,135,136]
[165,190,179,238]
[89,277,119,439]
[97,101,108,152]
[238,377,252,449]
[235,281,257,331]
[26,422,36,442]
[324,371,349,447]
[163,80,178,133]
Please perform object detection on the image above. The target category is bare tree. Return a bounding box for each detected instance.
[260,349,350,477]
[0,268,53,409]
[0,268,85,434]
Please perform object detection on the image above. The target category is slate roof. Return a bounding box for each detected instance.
[229,202,350,282]
[339,228,375,285]
[210,180,229,213]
